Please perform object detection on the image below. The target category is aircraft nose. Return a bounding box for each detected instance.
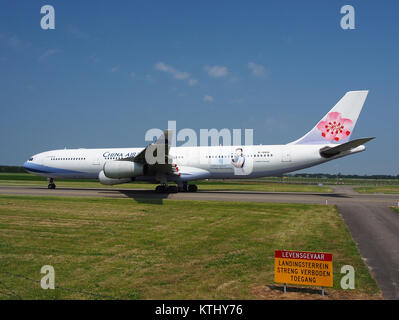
[23,161,30,171]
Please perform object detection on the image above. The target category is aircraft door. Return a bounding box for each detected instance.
[281,147,292,162]
[92,157,101,166]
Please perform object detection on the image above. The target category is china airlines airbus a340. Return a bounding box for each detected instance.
[24,91,374,192]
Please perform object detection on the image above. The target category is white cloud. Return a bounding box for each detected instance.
[248,62,266,77]
[174,71,190,80]
[203,95,214,102]
[155,62,171,73]
[66,25,89,40]
[0,33,31,51]
[110,66,119,73]
[231,98,245,104]
[205,65,229,78]
[8,35,21,48]
[228,75,239,83]
[154,62,197,85]
[89,54,101,64]
[38,48,59,62]
[145,74,156,83]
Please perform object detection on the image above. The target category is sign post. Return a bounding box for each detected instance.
[275,250,333,295]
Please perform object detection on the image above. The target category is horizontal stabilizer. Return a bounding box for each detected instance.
[319,137,375,158]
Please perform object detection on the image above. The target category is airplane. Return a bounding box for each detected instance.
[23,90,374,193]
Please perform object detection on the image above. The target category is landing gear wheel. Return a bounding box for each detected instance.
[188,184,198,192]
[178,182,188,192]
[47,178,55,189]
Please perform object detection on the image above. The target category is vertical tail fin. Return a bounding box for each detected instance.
[290,90,369,145]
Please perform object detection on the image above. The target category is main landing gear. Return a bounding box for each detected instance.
[178,181,198,192]
[187,184,198,192]
[155,182,198,193]
[48,178,56,189]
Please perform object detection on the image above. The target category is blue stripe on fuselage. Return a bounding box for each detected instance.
[23,162,86,175]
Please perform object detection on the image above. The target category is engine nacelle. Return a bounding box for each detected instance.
[98,170,132,185]
[103,161,144,179]
[172,166,211,181]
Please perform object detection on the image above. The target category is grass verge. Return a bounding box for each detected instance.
[354,186,399,194]
[0,195,379,299]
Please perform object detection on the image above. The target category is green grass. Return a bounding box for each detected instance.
[0,173,333,193]
[391,207,399,214]
[354,186,399,194]
[263,176,399,186]
[0,173,53,181]
[0,195,379,299]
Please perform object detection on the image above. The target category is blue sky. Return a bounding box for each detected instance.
[0,0,398,174]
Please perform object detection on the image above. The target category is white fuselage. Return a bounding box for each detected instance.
[23,144,364,183]
[22,90,371,185]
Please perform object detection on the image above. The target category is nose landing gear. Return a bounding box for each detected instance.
[47,178,56,189]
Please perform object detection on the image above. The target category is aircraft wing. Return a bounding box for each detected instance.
[130,129,172,164]
[319,137,375,158]
[121,130,179,176]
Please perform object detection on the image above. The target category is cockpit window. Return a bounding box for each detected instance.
[28,157,33,161]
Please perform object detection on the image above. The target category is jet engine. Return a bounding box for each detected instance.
[103,161,144,179]
[98,170,132,185]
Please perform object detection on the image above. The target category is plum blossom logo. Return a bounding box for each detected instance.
[317,112,353,142]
